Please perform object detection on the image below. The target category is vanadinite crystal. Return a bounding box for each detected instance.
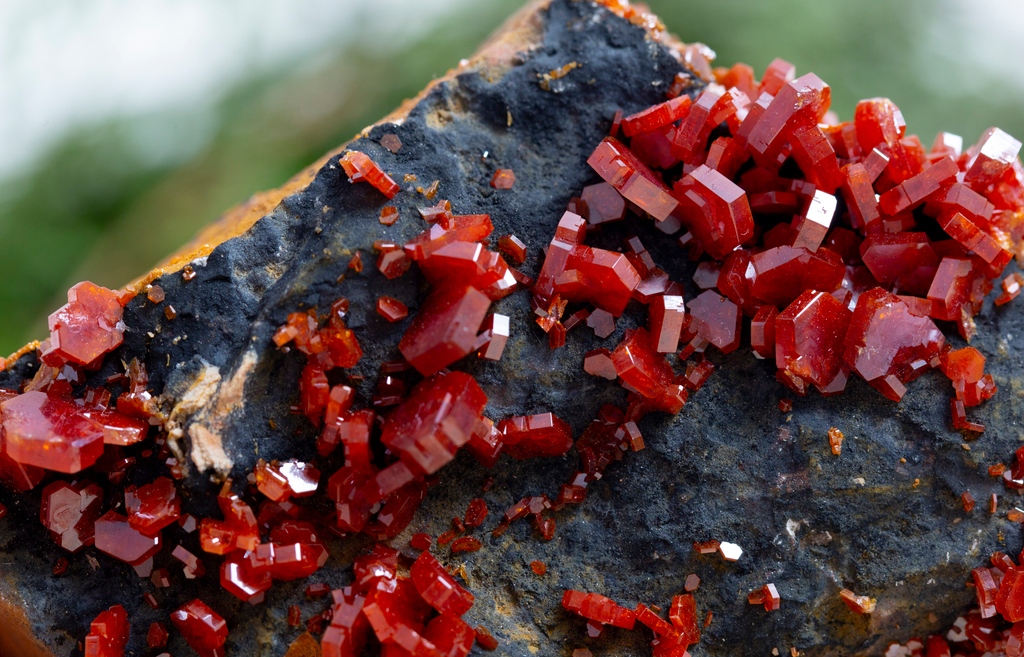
[125,477,181,536]
[84,605,129,657]
[171,599,228,657]
[775,291,851,394]
[94,511,163,567]
[41,282,124,367]
[1,392,106,473]
[497,413,573,459]
[40,480,103,552]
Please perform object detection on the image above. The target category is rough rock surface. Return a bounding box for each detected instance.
[1,1,1022,656]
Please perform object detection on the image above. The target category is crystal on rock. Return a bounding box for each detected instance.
[40,480,103,552]
[399,284,490,376]
[776,291,851,392]
[496,234,527,266]
[376,296,409,323]
[497,413,573,460]
[425,614,475,657]
[41,282,124,367]
[718,541,743,562]
[125,477,181,536]
[672,165,754,260]
[649,295,685,353]
[404,214,494,261]
[410,551,475,617]
[84,605,129,657]
[587,136,679,221]
[171,599,228,657]
[490,169,515,190]
[611,329,686,413]
[562,590,636,630]
[687,290,741,354]
[842,288,945,401]
[94,511,162,566]
[1,391,106,473]
[926,258,978,322]
[221,551,272,604]
[339,151,400,199]
[475,313,510,362]
[379,371,487,477]
[750,306,778,359]
[668,593,700,646]
[672,88,742,165]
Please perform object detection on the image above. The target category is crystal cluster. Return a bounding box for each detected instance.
[551,57,1024,433]
[321,544,482,657]
[561,589,700,654]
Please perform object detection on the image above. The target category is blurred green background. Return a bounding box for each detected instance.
[1,0,1022,354]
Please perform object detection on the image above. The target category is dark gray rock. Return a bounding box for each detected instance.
[1,1,1021,656]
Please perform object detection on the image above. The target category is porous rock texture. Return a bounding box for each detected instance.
[1,1,1021,656]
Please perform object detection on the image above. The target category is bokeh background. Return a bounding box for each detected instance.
[1,0,1022,354]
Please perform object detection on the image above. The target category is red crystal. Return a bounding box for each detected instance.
[475,313,510,361]
[842,288,944,401]
[687,290,741,354]
[496,234,527,265]
[744,73,831,170]
[791,190,837,253]
[450,536,483,554]
[964,127,1022,189]
[410,551,474,617]
[340,151,400,199]
[790,125,843,192]
[2,392,106,473]
[377,244,412,279]
[622,95,691,138]
[490,169,516,190]
[425,614,475,657]
[254,459,320,501]
[749,246,844,307]
[587,136,679,221]
[40,480,103,552]
[376,296,409,323]
[84,605,129,657]
[171,599,228,657]
[41,282,124,367]
[611,329,686,413]
[672,165,754,260]
[649,295,685,353]
[776,291,851,393]
[399,285,491,376]
[581,183,627,225]
[464,498,488,527]
[497,413,573,460]
[561,590,636,629]
[94,511,162,566]
[379,371,487,477]
[147,622,168,649]
[125,477,181,536]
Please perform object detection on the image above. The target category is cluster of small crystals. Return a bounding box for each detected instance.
[318,542,494,657]
[878,545,1024,657]
[545,55,1024,435]
[560,590,701,655]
